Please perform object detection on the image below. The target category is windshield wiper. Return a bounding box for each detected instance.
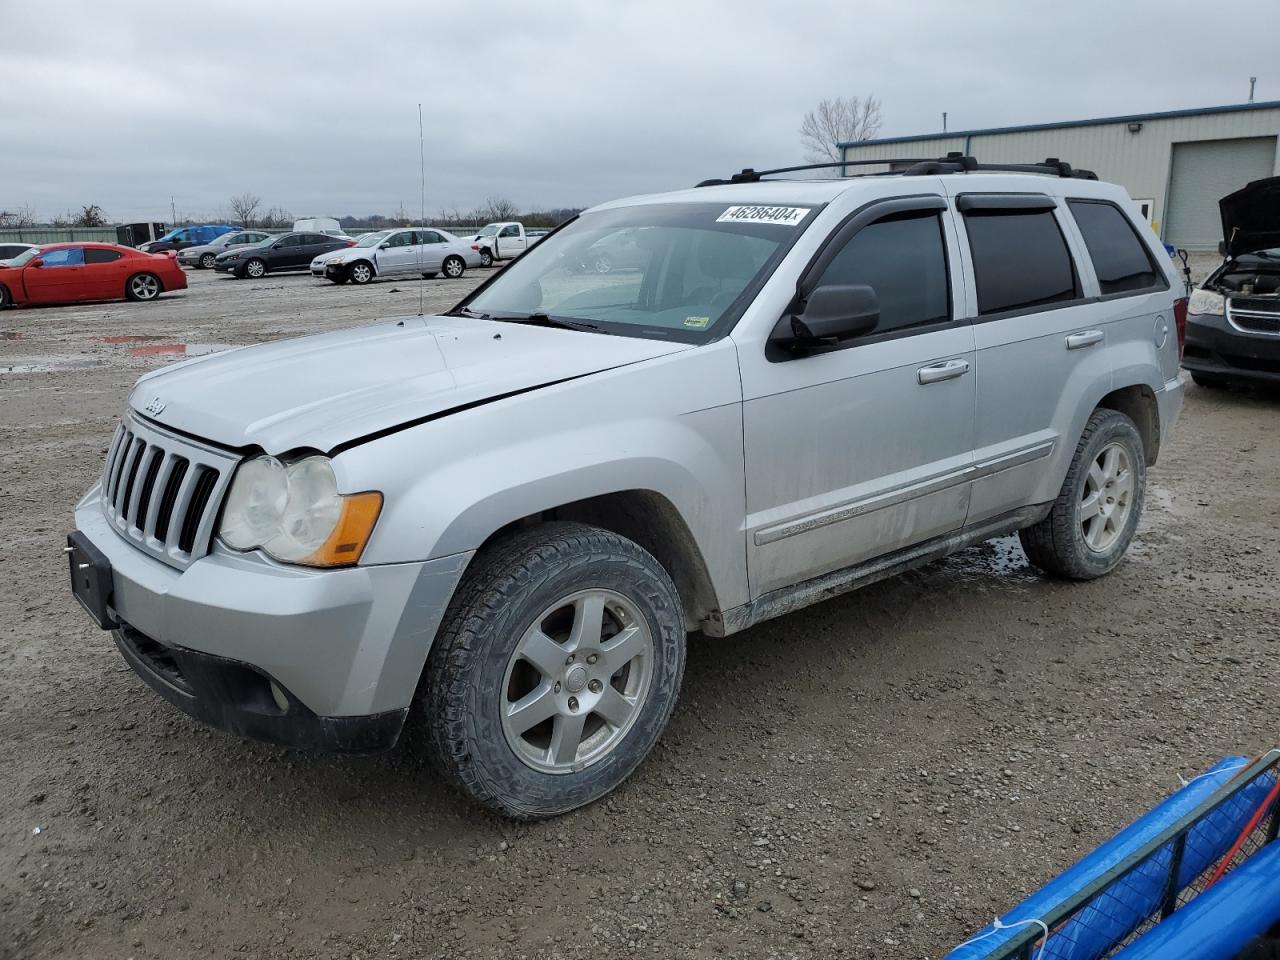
[490,312,600,332]
[449,306,490,319]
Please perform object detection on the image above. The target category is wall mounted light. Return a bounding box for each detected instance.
[1127,121,1144,133]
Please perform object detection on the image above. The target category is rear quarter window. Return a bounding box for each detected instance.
[1067,199,1166,296]
[963,209,1078,316]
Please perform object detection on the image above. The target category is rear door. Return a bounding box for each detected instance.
[417,230,448,271]
[951,192,1110,523]
[82,247,129,298]
[740,197,978,596]
[22,246,88,303]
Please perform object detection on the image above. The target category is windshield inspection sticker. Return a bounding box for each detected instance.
[684,316,710,328]
[716,205,809,226]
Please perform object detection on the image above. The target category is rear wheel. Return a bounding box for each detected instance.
[244,258,266,279]
[479,249,493,268]
[419,522,686,819]
[348,261,374,285]
[199,253,217,269]
[0,284,10,309]
[1019,408,1146,579]
[125,273,161,302]
[442,255,465,279]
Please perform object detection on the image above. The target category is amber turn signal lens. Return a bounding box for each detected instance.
[300,491,383,568]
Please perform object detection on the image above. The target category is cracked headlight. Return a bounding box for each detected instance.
[219,455,382,567]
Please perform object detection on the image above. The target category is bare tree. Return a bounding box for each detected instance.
[0,204,37,229]
[257,206,293,229]
[481,196,520,222]
[73,204,108,227]
[229,192,261,229]
[799,95,883,164]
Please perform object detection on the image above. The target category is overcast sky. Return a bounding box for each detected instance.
[5,1,1275,223]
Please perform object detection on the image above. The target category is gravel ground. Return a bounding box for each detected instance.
[1,267,1278,959]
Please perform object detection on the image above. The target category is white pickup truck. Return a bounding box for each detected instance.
[471,222,546,267]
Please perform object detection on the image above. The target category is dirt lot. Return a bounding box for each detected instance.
[1,266,1277,959]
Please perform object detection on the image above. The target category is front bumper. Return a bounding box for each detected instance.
[213,260,240,274]
[72,483,472,749]
[1183,309,1280,384]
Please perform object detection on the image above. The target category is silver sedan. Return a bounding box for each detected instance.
[317,227,483,285]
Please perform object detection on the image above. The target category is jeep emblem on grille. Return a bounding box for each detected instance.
[144,397,166,416]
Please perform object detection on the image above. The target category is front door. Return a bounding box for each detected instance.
[375,229,419,275]
[22,247,88,303]
[495,224,525,260]
[740,199,977,597]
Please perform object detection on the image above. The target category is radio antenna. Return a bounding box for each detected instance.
[418,102,426,316]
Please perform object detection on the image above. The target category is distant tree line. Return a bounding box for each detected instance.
[0,203,109,228]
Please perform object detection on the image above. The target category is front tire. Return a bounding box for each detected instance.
[0,284,10,309]
[244,258,267,279]
[420,522,686,819]
[348,261,374,285]
[1019,408,1146,579]
[199,253,217,269]
[479,249,493,268]
[125,273,161,302]
[442,255,465,279]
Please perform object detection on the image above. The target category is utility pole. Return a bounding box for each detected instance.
[170,196,177,227]
[942,111,948,132]
[1248,77,1257,103]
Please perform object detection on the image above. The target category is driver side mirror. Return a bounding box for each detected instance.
[380,242,392,249]
[780,284,880,344]
[28,258,43,268]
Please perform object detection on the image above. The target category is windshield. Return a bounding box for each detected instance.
[356,231,393,248]
[476,224,499,237]
[462,202,815,342]
[9,247,42,267]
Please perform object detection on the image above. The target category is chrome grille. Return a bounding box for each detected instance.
[1227,299,1280,337]
[100,414,239,569]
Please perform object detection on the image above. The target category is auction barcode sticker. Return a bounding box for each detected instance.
[716,205,809,226]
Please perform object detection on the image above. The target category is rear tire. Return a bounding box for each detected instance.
[199,253,217,269]
[348,261,374,285]
[479,249,493,268]
[125,273,161,302]
[1019,408,1146,580]
[0,284,10,309]
[419,522,686,820]
[244,258,266,279]
[442,255,465,279]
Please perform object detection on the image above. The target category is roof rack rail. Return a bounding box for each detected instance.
[695,153,1097,187]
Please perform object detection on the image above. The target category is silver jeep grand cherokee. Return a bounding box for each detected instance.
[68,157,1185,818]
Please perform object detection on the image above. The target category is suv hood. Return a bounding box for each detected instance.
[128,315,690,455]
[1220,177,1280,257]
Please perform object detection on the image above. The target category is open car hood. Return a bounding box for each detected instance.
[1220,177,1280,257]
[128,315,689,455]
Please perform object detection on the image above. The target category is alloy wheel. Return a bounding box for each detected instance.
[500,588,654,774]
[130,274,159,300]
[1080,441,1134,552]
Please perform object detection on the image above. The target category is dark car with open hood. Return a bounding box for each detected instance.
[1183,177,1280,388]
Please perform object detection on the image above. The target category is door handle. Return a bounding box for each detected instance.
[1065,330,1104,350]
[917,358,970,385]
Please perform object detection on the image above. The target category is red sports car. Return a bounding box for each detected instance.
[0,242,188,308]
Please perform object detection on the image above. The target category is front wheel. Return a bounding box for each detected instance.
[348,261,374,285]
[0,284,10,309]
[479,249,493,268]
[244,258,267,279]
[419,522,686,819]
[125,273,161,302]
[1019,408,1146,579]
[199,253,217,269]
[442,255,465,279]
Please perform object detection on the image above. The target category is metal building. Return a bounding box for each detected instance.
[839,101,1280,249]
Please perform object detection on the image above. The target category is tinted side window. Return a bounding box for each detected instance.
[964,210,1078,315]
[275,235,301,248]
[84,248,123,264]
[0,245,29,259]
[1067,200,1163,295]
[500,225,520,238]
[418,230,445,244]
[812,212,951,335]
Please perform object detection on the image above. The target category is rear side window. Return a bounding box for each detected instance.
[84,248,123,264]
[811,211,950,335]
[964,210,1078,315]
[1067,200,1164,295]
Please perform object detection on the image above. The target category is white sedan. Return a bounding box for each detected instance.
[316,227,483,285]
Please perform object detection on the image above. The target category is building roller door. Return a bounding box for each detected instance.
[1164,137,1277,249]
